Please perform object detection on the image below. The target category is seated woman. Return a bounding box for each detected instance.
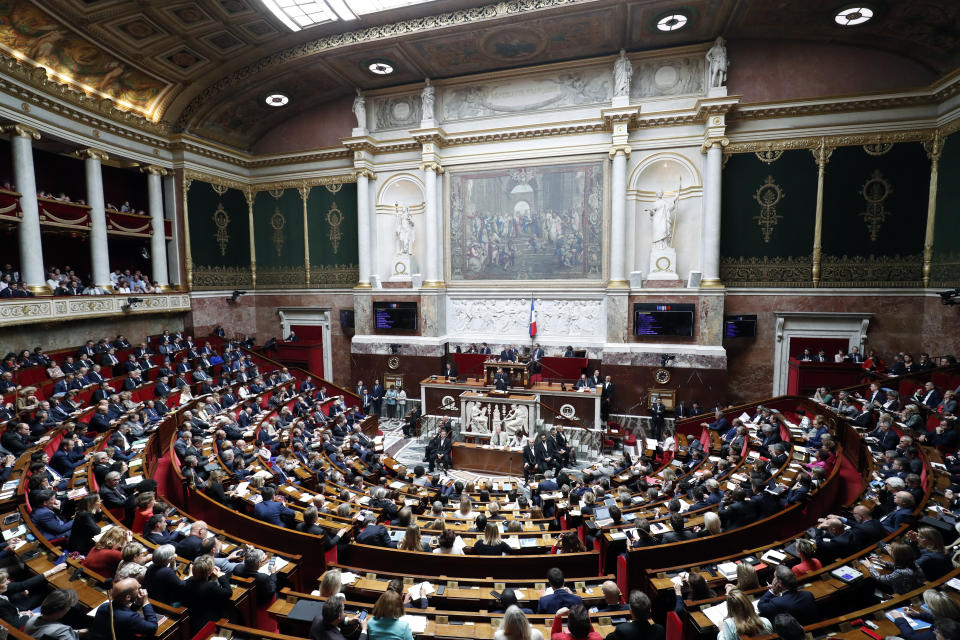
[551,531,586,555]
[863,542,923,594]
[82,526,129,578]
[143,544,184,605]
[182,555,235,634]
[549,604,601,640]
[433,529,464,555]
[791,539,822,578]
[496,605,544,640]
[367,589,413,640]
[718,589,773,640]
[398,524,431,553]
[472,523,513,556]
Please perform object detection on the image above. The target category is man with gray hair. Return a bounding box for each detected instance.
[99,470,133,510]
[355,513,394,548]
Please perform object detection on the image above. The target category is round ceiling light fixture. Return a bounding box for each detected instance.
[265,93,289,107]
[834,6,874,26]
[656,13,688,32]
[367,59,395,75]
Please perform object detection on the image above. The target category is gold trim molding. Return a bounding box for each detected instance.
[725,131,936,155]
[183,169,247,193]
[192,266,254,290]
[720,255,814,288]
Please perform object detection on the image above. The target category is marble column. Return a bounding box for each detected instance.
[700,139,726,287]
[355,169,373,288]
[144,166,169,289]
[81,148,111,289]
[422,162,441,286]
[609,146,629,286]
[6,124,46,292]
[162,174,181,286]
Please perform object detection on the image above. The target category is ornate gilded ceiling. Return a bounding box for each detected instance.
[0,0,958,151]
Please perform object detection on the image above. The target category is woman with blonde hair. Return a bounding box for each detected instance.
[82,526,129,577]
[495,604,544,640]
[735,562,760,591]
[16,386,39,414]
[699,511,721,537]
[319,568,345,599]
[487,500,502,520]
[399,524,430,552]
[472,523,511,556]
[718,589,772,640]
[456,496,477,519]
[792,539,822,578]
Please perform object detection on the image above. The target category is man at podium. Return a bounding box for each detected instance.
[493,367,509,391]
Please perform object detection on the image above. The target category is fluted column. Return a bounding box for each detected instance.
[143,166,169,289]
[80,148,111,289]
[422,162,443,287]
[923,132,943,287]
[4,124,46,292]
[811,140,834,287]
[700,137,727,287]
[609,145,630,287]
[355,169,373,288]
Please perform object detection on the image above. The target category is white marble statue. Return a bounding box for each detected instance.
[706,37,728,88]
[421,79,435,122]
[646,181,681,249]
[502,405,527,442]
[394,204,415,255]
[352,89,366,129]
[470,404,490,433]
[613,50,632,97]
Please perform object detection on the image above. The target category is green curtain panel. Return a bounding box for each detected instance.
[306,183,359,287]
[187,180,252,290]
[253,188,306,288]
[820,143,928,286]
[932,132,960,285]
[719,150,817,286]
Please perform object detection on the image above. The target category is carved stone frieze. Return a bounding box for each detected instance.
[719,255,814,287]
[192,266,254,290]
[0,294,189,328]
[446,297,604,340]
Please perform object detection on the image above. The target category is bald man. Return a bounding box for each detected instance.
[597,580,627,612]
[90,577,158,640]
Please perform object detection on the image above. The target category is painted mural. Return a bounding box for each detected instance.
[449,162,603,280]
[0,0,168,116]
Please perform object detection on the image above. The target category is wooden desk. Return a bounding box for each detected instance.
[484,360,530,387]
[452,442,524,475]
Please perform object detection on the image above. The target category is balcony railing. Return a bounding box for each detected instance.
[0,292,190,327]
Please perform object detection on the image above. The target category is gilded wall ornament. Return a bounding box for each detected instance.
[754,149,783,164]
[863,142,893,156]
[859,170,893,241]
[325,183,343,194]
[327,202,344,254]
[753,176,785,243]
[212,203,230,256]
[211,183,229,196]
[271,207,286,256]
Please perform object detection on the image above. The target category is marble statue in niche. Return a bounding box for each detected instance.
[613,50,632,97]
[707,37,728,88]
[646,182,682,250]
[421,79,435,123]
[394,205,415,256]
[352,89,366,130]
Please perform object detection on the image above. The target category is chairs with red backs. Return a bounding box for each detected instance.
[616,553,629,602]
[666,611,684,640]
[191,620,218,640]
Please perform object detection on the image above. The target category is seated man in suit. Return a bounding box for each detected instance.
[866,418,899,451]
[537,567,584,614]
[757,565,816,624]
[880,490,915,532]
[921,381,944,409]
[702,410,731,434]
[30,490,73,540]
[573,374,591,390]
[499,346,517,362]
[355,513,395,548]
[254,485,296,527]
[90,578,158,640]
[604,591,664,640]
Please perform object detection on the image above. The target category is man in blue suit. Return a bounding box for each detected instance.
[51,438,87,477]
[880,491,915,532]
[702,410,730,434]
[537,568,584,614]
[355,514,395,548]
[254,486,295,527]
[499,346,517,362]
[90,578,158,640]
[756,565,816,624]
[30,490,73,540]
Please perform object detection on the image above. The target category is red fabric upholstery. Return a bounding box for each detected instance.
[191,621,218,640]
[616,554,629,600]
[666,611,683,640]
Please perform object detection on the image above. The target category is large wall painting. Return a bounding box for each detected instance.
[449,162,603,280]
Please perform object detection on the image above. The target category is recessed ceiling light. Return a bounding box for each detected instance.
[265,93,289,107]
[834,6,874,26]
[656,13,688,32]
[367,60,395,75]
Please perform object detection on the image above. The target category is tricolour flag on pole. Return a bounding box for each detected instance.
[529,298,537,337]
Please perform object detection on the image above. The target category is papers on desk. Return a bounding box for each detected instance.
[67,487,88,500]
[650,522,669,535]
[505,536,521,550]
[128,459,142,468]
[125,475,143,485]
[830,565,864,583]
[258,557,289,574]
[739,412,752,423]
[2,524,26,540]
[609,531,627,541]
[339,571,359,585]
[701,601,728,627]
[91,526,114,544]
[760,550,787,565]
[400,615,428,633]
[677,499,691,513]
[252,470,273,480]
[716,562,738,581]
[946,578,960,591]
[10,538,27,551]
[886,608,931,630]
[1,481,18,492]
[452,535,467,555]
[407,581,435,600]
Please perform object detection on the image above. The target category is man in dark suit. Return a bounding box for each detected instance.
[499,346,517,362]
[574,374,591,390]
[30,490,73,540]
[719,487,757,530]
[604,591,665,640]
[549,427,571,466]
[537,568,584,614]
[355,514,395,548]
[852,403,876,429]
[493,367,509,391]
[310,598,369,640]
[660,514,694,543]
[530,344,544,373]
[100,348,120,368]
[585,369,600,388]
[90,578,159,639]
[880,491,915,532]
[522,437,538,482]
[866,420,898,451]
[649,397,666,440]
[921,381,943,409]
[479,343,492,355]
[442,362,458,380]
[429,426,453,472]
[756,566,816,624]
[845,346,865,363]
[99,471,134,510]
[702,410,731,434]
[534,433,556,473]
[78,340,96,359]
[370,379,384,415]
[175,522,209,560]
[601,375,615,421]
[254,486,295,527]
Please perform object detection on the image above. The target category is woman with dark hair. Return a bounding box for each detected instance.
[863,542,923,594]
[67,494,102,555]
[549,604,601,640]
[551,531,586,554]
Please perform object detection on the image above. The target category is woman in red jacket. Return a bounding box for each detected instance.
[550,605,602,640]
[82,526,128,577]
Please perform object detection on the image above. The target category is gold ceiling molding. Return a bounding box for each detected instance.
[729,88,959,123]
[175,0,587,128]
[445,122,607,146]
[246,149,352,168]
[724,130,938,155]
[251,175,356,194]
[182,169,247,193]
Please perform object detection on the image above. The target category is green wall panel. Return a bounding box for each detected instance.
[719,150,817,286]
[932,132,960,285]
[306,183,359,287]
[253,188,306,288]
[820,143,928,285]
[187,181,252,290]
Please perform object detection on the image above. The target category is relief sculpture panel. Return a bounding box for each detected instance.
[446,298,604,340]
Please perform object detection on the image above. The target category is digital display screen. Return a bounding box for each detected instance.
[724,315,757,338]
[339,310,355,329]
[373,302,418,331]
[633,303,695,337]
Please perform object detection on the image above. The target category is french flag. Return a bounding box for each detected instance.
[529,298,537,337]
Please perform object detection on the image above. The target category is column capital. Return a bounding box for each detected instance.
[700,136,729,154]
[140,164,169,176]
[75,148,109,161]
[354,168,377,181]
[420,161,444,174]
[2,123,40,140]
[811,141,835,168]
[608,144,631,159]
[924,131,944,162]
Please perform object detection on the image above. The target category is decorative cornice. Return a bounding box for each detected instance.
[75,148,109,162]
[410,127,448,145]
[250,175,356,193]
[246,149,352,168]
[182,169,247,193]
[1,122,39,139]
[730,91,958,123]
